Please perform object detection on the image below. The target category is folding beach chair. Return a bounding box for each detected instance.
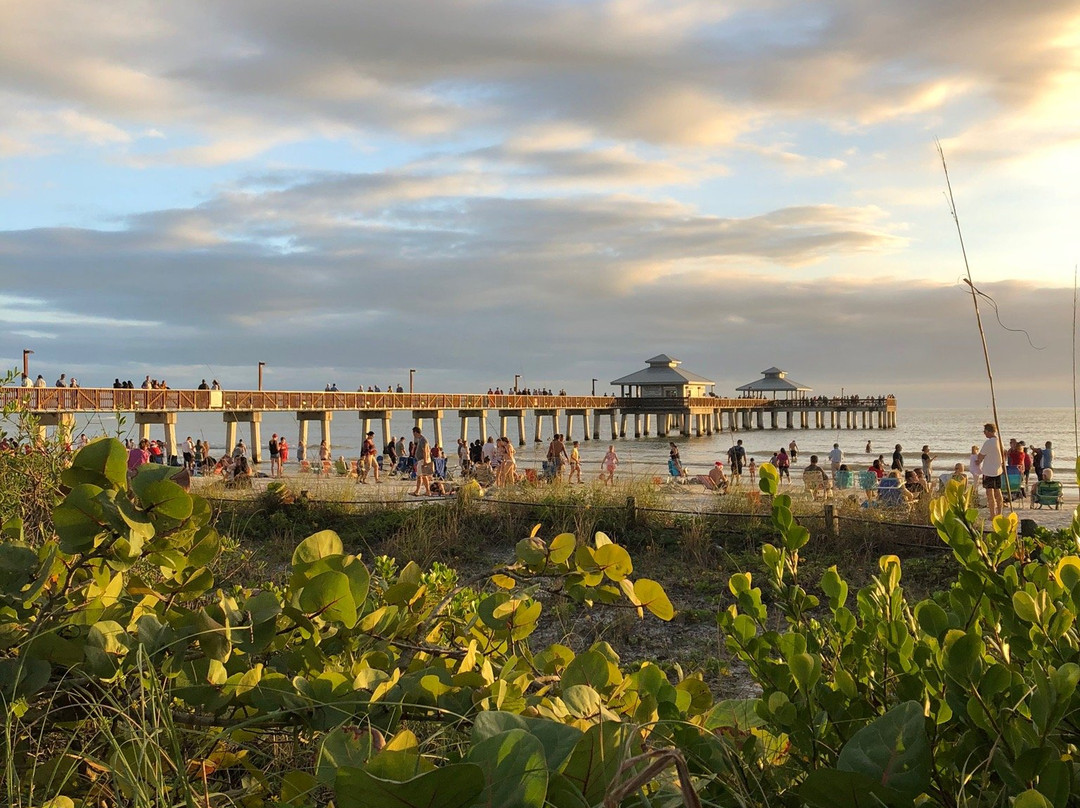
[1031,480,1063,509]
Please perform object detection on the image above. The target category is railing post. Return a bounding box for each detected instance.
[824,503,838,537]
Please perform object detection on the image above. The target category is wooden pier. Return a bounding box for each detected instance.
[0,388,897,462]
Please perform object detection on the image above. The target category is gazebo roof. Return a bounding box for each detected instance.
[611,355,714,387]
[736,367,811,393]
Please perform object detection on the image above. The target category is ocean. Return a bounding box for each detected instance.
[32,406,1080,481]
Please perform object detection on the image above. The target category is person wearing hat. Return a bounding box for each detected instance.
[358,430,380,484]
[703,461,728,492]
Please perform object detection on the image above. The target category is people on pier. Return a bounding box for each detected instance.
[198,379,209,390]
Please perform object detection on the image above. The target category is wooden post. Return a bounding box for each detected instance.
[824,503,838,537]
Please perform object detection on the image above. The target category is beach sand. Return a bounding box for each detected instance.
[193,466,1078,533]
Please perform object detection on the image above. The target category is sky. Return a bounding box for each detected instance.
[2,0,1079,406]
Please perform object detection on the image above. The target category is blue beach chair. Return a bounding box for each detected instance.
[875,477,907,509]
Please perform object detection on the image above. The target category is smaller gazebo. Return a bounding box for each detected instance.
[611,355,714,399]
[736,367,811,400]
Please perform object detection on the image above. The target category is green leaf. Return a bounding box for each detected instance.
[789,653,820,692]
[943,630,983,682]
[1014,789,1054,808]
[53,484,106,553]
[292,530,344,567]
[334,764,485,808]
[562,650,612,691]
[633,579,674,621]
[820,566,848,609]
[472,711,583,772]
[517,536,547,566]
[1013,591,1040,623]
[836,701,931,799]
[563,684,603,718]
[594,544,633,582]
[299,570,357,628]
[135,479,193,521]
[467,729,548,808]
[549,533,576,564]
[800,768,912,808]
[317,727,383,785]
[64,438,129,489]
[561,722,640,807]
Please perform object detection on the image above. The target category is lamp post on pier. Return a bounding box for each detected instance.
[592,378,598,396]
[258,362,265,391]
[409,369,416,395]
[22,349,33,382]
[514,374,520,393]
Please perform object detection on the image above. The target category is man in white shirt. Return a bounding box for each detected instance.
[977,423,1005,519]
[827,443,844,479]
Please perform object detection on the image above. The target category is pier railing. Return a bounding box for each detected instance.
[1,388,780,413]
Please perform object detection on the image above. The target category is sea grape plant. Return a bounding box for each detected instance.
[717,464,1080,806]
[1,438,713,807]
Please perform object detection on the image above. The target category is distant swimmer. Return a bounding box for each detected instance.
[865,440,872,453]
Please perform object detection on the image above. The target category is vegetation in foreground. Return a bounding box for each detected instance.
[3,436,1080,806]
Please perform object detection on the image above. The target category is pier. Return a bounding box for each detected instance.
[0,387,897,462]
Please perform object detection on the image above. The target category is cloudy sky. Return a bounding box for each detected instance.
[2,0,1079,405]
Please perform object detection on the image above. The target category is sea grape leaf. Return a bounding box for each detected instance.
[634,579,674,621]
[549,533,576,564]
[594,543,633,582]
[561,722,640,807]
[292,530,343,567]
[299,570,357,628]
[53,484,106,553]
[836,701,931,799]
[472,711,583,772]
[466,728,548,808]
[800,768,912,808]
[334,764,484,808]
[63,438,128,489]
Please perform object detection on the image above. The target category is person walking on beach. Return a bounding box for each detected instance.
[776,448,790,482]
[978,423,1005,519]
[1043,441,1054,473]
[827,443,844,480]
[411,427,432,496]
[278,437,288,472]
[891,444,904,472]
[601,445,619,485]
[569,440,583,483]
[747,457,757,480]
[359,431,380,484]
[183,436,195,472]
[547,434,569,480]
[269,433,280,478]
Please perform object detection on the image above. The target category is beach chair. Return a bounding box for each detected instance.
[835,470,854,490]
[802,469,830,501]
[858,471,879,499]
[1002,466,1025,506]
[875,477,908,509]
[434,457,448,480]
[1031,480,1064,509]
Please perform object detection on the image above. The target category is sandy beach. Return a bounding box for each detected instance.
[193,465,1079,533]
